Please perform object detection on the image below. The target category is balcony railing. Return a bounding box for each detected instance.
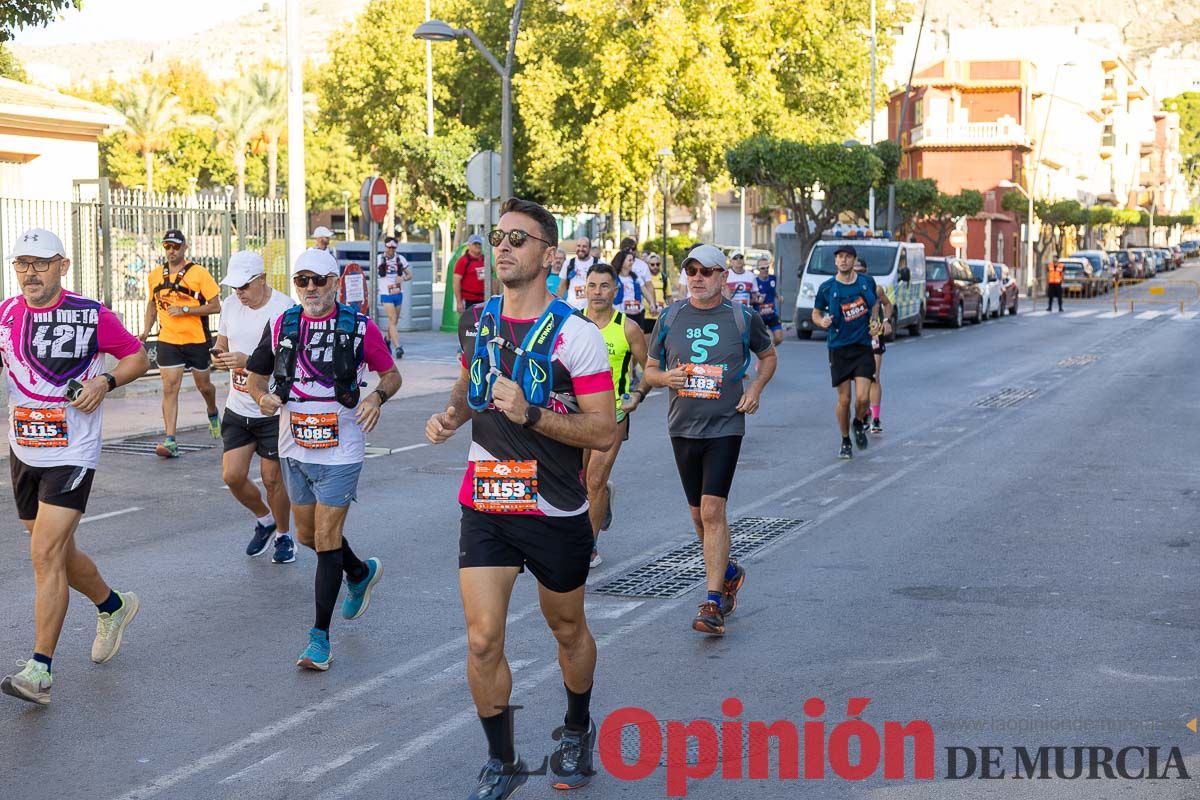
[908,119,1030,148]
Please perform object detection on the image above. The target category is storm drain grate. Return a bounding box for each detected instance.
[101,439,217,455]
[974,387,1039,409]
[591,517,807,599]
[1057,354,1100,367]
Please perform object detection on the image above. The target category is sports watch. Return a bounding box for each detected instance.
[103,373,117,392]
[522,405,542,429]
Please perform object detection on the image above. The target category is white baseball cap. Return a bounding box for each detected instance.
[311,226,334,239]
[11,228,66,259]
[291,247,340,277]
[682,244,727,272]
[220,250,266,287]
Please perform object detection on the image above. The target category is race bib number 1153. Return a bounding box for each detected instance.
[473,460,538,513]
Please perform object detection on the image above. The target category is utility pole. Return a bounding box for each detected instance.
[285,0,306,269]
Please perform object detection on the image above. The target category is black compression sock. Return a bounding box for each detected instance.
[96,590,121,614]
[315,549,344,631]
[564,682,593,730]
[341,537,368,583]
[479,707,516,764]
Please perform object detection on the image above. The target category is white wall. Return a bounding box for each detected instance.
[0,131,101,202]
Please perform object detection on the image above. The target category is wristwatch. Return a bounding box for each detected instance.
[522,405,542,429]
[373,388,388,405]
[182,306,191,315]
[103,372,117,392]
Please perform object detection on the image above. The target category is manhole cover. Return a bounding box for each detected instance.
[101,439,217,455]
[974,387,1039,409]
[592,517,807,599]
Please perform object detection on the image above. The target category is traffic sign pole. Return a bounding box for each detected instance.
[359,175,390,321]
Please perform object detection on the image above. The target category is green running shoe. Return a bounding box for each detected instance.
[1,660,51,706]
[92,591,139,663]
[155,439,180,458]
[208,413,221,439]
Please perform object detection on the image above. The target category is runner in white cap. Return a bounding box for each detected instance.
[0,229,150,706]
[246,248,401,670]
[311,226,335,251]
[211,251,296,563]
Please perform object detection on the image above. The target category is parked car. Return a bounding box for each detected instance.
[795,238,927,340]
[995,262,1019,315]
[1072,250,1112,294]
[965,259,1003,318]
[1058,257,1095,296]
[1170,245,1184,268]
[1157,247,1178,271]
[1180,240,1199,259]
[924,255,984,327]
[1133,248,1158,277]
[1109,249,1142,279]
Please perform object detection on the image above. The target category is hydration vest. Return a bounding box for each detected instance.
[656,299,753,383]
[564,257,589,283]
[271,303,365,409]
[613,275,643,310]
[467,295,578,412]
[155,262,211,341]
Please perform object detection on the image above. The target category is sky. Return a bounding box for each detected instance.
[12,0,267,46]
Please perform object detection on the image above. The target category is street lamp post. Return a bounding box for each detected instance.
[657,147,672,271]
[999,179,1034,296]
[414,2,525,201]
[341,190,351,241]
[868,0,876,229]
[1024,60,1076,297]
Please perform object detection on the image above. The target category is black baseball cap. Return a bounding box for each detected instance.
[163,229,186,245]
[834,244,857,258]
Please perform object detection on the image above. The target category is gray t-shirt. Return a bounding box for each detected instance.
[648,300,774,439]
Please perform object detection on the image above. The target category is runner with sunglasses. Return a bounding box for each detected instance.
[645,244,777,636]
[245,248,401,670]
[1,229,150,706]
[642,253,670,335]
[139,229,223,458]
[210,251,296,562]
[426,198,616,798]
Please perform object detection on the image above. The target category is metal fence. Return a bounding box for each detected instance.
[0,179,288,330]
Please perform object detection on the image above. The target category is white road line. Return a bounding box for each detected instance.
[217,751,286,784]
[587,600,644,620]
[79,507,141,524]
[318,601,679,800]
[1136,310,1166,319]
[295,743,381,783]
[1174,311,1199,320]
[1096,310,1130,318]
[1064,309,1098,318]
[389,443,430,454]
[1024,310,1050,317]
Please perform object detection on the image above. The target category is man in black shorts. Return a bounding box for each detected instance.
[426,198,616,798]
[0,228,150,705]
[645,244,776,636]
[211,251,295,562]
[814,245,883,458]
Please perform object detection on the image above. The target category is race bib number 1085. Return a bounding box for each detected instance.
[291,412,339,449]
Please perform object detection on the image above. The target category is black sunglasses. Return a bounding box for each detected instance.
[488,228,553,249]
[684,264,725,277]
[292,274,333,288]
[233,274,263,291]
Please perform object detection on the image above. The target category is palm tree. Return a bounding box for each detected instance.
[111,80,184,193]
[207,83,268,206]
[247,71,287,199]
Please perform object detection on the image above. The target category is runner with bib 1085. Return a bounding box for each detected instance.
[645,244,777,637]
[0,228,150,706]
[210,251,296,563]
[426,198,617,799]
[246,248,401,671]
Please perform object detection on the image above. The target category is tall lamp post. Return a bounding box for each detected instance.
[999,179,1034,296]
[657,147,672,270]
[1137,203,1155,247]
[415,2,525,201]
[341,190,351,241]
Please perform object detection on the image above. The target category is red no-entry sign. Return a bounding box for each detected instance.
[359,176,389,225]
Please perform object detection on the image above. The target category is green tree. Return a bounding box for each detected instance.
[726,135,884,266]
[247,70,288,200]
[910,189,984,254]
[1165,92,1200,193]
[0,1,80,42]
[891,178,938,238]
[0,44,27,80]
[207,81,268,205]
[110,79,186,193]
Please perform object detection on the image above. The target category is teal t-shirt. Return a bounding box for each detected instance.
[815,275,876,349]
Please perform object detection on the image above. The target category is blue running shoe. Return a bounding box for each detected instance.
[550,720,596,790]
[271,534,296,564]
[296,628,331,671]
[342,558,382,620]
[246,522,275,557]
[468,756,528,800]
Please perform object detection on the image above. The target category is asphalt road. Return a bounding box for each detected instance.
[1,264,1198,799]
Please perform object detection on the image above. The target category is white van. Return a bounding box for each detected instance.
[794,239,927,340]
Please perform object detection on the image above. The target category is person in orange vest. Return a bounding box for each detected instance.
[1046,261,1064,312]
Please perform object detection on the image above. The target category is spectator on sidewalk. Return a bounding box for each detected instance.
[312,227,334,251]
[139,229,222,458]
[453,234,489,313]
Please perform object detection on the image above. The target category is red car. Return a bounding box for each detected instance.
[925,256,985,327]
[994,262,1019,315]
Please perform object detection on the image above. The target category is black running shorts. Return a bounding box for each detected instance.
[10,456,95,520]
[829,343,876,387]
[670,435,743,507]
[459,506,594,594]
[220,410,281,460]
[156,341,211,371]
[640,314,658,335]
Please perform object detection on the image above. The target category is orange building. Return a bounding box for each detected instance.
[889,59,1035,268]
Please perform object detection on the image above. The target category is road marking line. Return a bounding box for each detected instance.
[318,601,679,800]
[1025,310,1050,317]
[587,600,644,620]
[1064,309,1098,318]
[1098,667,1199,683]
[217,751,286,784]
[1136,310,1166,319]
[1096,310,1130,318]
[389,443,430,454]
[296,743,381,783]
[79,507,141,524]
[1174,311,1199,320]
